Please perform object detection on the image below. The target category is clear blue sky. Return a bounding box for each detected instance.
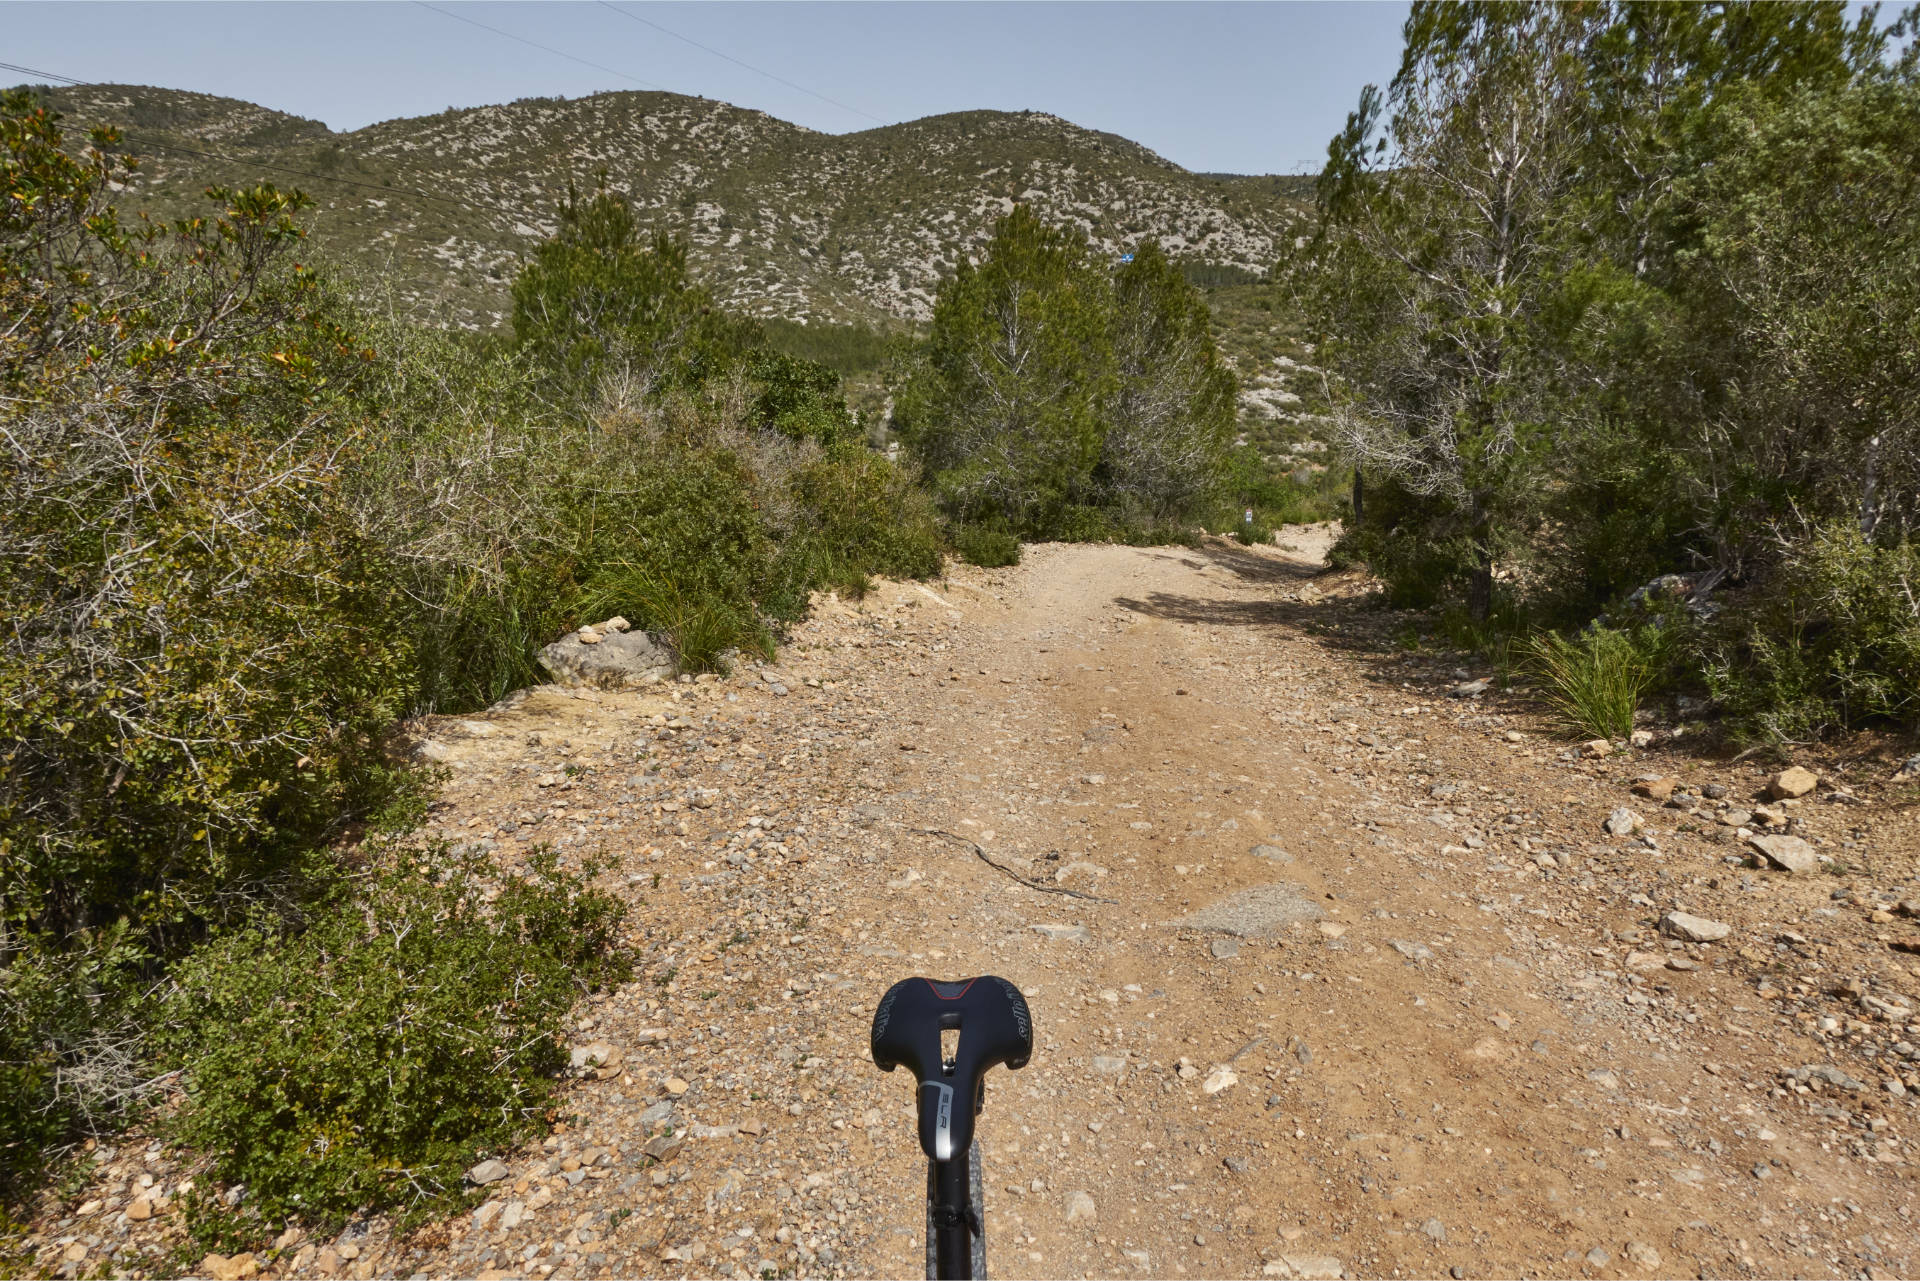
[6,2,1413,174]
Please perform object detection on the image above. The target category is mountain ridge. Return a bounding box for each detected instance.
[29,81,1308,332]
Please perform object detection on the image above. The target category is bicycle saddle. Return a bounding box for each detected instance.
[870,975,1033,1162]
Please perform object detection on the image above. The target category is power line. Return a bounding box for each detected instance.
[595,1,885,125]
[1,59,86,86]
[413,1,668,93]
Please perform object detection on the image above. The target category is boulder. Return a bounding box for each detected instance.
[1659,911,1730,943]
[539,627,675,689]
[1748,833,1818,875]
[1766,766,1819,799]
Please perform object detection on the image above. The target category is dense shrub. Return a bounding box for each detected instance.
[1696,527,1920,743]
[952,526,1023,569]
[1,92,417,1181]
[160,848,627,1225]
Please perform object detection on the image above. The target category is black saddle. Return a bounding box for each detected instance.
[870,976,1033,1162]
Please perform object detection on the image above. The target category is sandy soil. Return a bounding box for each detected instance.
[34,535,1920,1281]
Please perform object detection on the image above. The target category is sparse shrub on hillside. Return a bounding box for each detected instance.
[160,847,627,1227]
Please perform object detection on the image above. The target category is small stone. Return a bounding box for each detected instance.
[1624,1241,1661,1268]
[1202,1065,1239,1095]
[1449,679,1489,698]
[1748,833,1818,874]
[1585,1246,1610,1268]
[1659,911,1731,943]
[1631,776,1678,801]
[1210,938,1241,960]
[1065,1190,1097,1224]
[663,1076,689,1096]
[1767,766,1819,799]
[201,1253,260,1281]
[1897,754,1920,779]
[570,1042,620,1072]
[1391,939,1435,961]
[1580,739,1613,759]
[1249,843,1293,863]
[576,627,603,645]
[1629,729,1654,748]
[643,1135,685,1162]
[599,616,630,633]
[127,1197,154,1221]
[1092,1054,1128,1076]
[1176,1057,1200,1080]
[1031,923,1092,943]
[1701,782,1730,799]
[1603,807,1638,837]
[1281,1255,1344,1281]
[466,1158,510,1185]
[1452,1268,1467,1279]
[1223,1155,1250,1174]
[1422,1218,1446,1243]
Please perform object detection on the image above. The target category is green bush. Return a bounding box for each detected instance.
[953,525,1023,568]
[159,848,627,1227]
[1521,626,1667,741]
[1698,526,1920,743]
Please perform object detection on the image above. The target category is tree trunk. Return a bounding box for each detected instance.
[1467,502,1494,623]
[1350,468,1365,526]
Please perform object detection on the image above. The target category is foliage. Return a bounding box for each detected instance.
[0,91,941,1201]
[1102,243,1238,521]
[510,185,757,396]
[896,206,1114,531]
[160,847,627,1227]
[1299,1,1919,737]
[0,90,416,1184]
[1521,627,1666,742]
[951,525,1023,569]
[898,208,1238,540]
[1696,526,1920,743]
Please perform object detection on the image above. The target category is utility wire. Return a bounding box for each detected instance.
[414,1,669,93]
[1,59,85,85]
[2,57,546,226]
[595,1,885,125]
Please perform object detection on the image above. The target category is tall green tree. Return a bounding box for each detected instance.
[510,184,757,397]
[1307,3,1595,619]
[895,206,1114,531]
[1099,242,1238,521]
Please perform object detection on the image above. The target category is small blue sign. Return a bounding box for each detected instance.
[1120,253,1134,263]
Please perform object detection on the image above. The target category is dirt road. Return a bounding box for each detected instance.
[69,536,1918,1280]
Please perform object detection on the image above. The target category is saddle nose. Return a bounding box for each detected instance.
[870,975,1033,1162]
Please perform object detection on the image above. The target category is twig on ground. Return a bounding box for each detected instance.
[908,828,1116,903]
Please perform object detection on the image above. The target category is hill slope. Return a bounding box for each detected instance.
[34,83,1308,332]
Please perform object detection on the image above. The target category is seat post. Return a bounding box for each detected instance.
[927,1150,974,1280]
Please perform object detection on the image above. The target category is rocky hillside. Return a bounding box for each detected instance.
[34,83,1309,332]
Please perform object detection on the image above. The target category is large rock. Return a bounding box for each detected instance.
[539,626,674,689]
[1748,832,1818,874]
[1659,910,1730,943]
[1766,766,1819,799]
